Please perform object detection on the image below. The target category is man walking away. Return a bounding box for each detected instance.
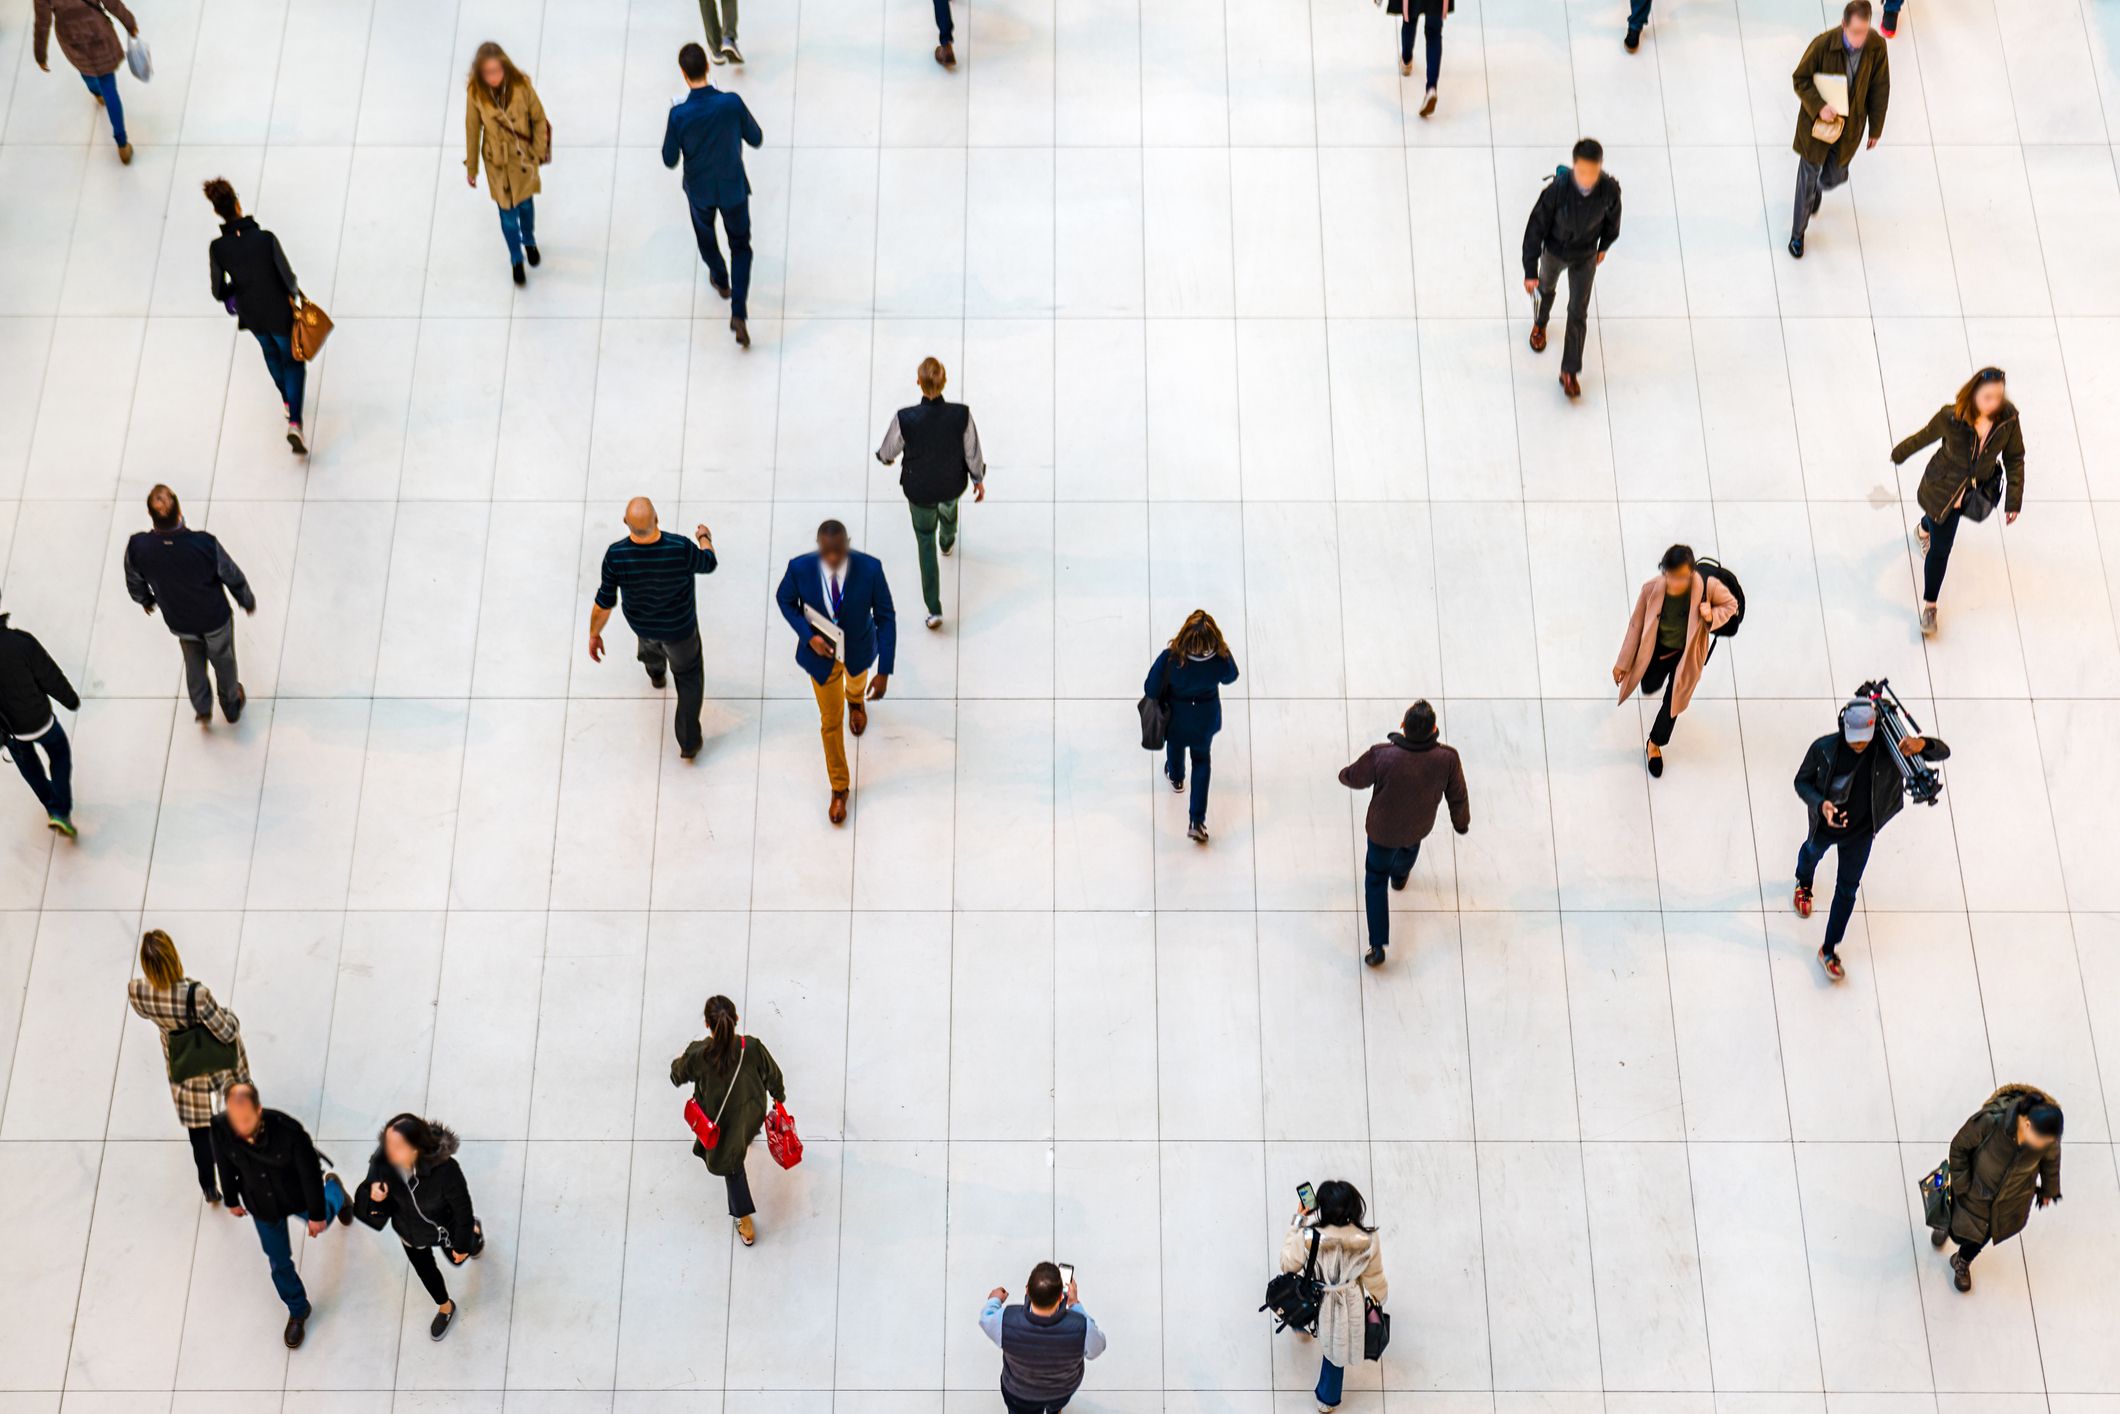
[1933,1085,2061,1293]
[876,356,987,630]
[211,1081,351,1350]
[980,1262,1109,1414]
[124,485,254,726]
[1338,700,1469,967]
[1788,0,1889,258]
[0,612,81,837]
[1523,138,1622,400]
[589,497,718,759]
[662,42,764,348]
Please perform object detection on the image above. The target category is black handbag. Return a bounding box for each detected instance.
[1956,469,2005,523]
[1363,1295,1392,1360]
[1137,655,1174,751]
[166,981,240,1084]
[1918,1163,1952,1233]
[1261,1229,1324,1334]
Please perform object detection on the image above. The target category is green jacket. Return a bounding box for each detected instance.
[1946,1083,2060,1247]
[1891,401,2025,522]
[670,1034,786,1177]
[1791,26,1890,168]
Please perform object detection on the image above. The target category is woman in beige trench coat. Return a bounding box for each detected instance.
[1613,543,1737,778]
[465,42,550,284]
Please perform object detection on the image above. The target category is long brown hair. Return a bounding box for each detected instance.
[467,41,524,109]
[1169,609,1230,660]
[702,995,741,1068]
[1952,367,2006,426]
[140,929,185,990]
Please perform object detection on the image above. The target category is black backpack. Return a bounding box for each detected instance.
[1261,1228,1324,1334]
[1697,557,1745,639]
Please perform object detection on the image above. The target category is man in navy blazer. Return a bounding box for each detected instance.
[661,42,764,347]
[774,520,897,824]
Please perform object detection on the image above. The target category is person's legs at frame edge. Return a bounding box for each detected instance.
[1317,1356,1346,1408]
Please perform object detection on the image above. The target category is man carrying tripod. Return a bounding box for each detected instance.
[1792,684,1949,981]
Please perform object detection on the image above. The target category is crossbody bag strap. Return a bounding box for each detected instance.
[185,979,199,1026]
[1302,1226,1320,1280]
[712,1037,748,1126]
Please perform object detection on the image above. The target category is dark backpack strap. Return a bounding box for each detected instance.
[185,979,199,1025]
[1303,1227,1320,1279]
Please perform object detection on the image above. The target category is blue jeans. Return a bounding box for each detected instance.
[497,197,536,265]
[1400,3,1442,87]
[9,719,72,820]
[251,1173,347,1319]
[1364,838,1420,951]
[1918,510,1959,603]
[252,331,306,424]
[1316,1357,1345,1408]
[1627,0,1652,31]
[1165,738,1211,827]
[688,199,753,319]
[1796,826,1874,955]
[1883,0,1902,14]
[934,0,953,43]
[82,72,127,147]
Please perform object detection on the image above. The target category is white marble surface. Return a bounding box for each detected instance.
[3,0,2120,1406]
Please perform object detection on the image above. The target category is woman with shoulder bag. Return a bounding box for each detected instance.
[353,1114,482,1341]
[125,928,249,1204]
[669,994,786,1247]
[464,42,551,286]
[204,177,309,454]
[1279,1180,1388,1412]
[1144,609,1240,846]
[1890,366,2025,637]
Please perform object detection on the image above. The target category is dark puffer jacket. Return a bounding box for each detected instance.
[353,1124,479,1252]
[1891,402,2026,522]
[1946,1083,2061,1247]
[0,616,78,739]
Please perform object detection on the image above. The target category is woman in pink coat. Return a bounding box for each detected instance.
[1612,544,1737,777]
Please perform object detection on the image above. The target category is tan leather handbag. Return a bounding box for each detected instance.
[290,289,333,362]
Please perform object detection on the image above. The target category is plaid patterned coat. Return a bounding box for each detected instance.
[127,978,250,1128]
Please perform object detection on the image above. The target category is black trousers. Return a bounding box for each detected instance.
[403,1221,482,1306]
[187,1124,219,1197]
[725,1157,755,1218]
[638,629,706,755]
[1638,648,1681,746]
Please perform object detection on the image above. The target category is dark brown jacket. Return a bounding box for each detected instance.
[1791,26,1889,168]
[1891,401,2025,522]
[670,1034,786,1178]
[1338,736,1470,850]
[33,0,137,78]
[1946,1083,2061,1248]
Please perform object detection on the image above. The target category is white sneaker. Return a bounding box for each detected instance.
[1919,603,1938,636]
[709,45,729,63]
[1916,521,1930,553]
[924,614,942,630]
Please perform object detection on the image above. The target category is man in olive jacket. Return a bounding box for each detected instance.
[1932,1084,2061,1293]
[1789,0,1890,257]
[1339,700,1470,968]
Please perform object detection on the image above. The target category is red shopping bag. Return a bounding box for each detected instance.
[765,1101,802,1169]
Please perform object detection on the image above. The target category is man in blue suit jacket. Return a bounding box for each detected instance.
[662,42,764,347]
[774,520,897,823]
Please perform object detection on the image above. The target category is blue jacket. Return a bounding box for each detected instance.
[1145,649,1239,748]
[661,86,762,210]
[776,551,898,685]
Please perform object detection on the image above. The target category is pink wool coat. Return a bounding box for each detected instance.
[1614,572,1736,718]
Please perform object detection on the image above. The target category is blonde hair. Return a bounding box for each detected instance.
[140,929,185,990]
[917,357,947,397]
[1169,609,1230,659]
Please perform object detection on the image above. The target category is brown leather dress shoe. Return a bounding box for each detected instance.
[829,790,848,824]
[935,43,956,67]
[848,703,867,736]
[1528,324,1547,353]
[1559,371,1581,398]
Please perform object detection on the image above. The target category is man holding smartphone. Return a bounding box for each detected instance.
[979,1261,1108,1413]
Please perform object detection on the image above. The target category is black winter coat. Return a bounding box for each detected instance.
[353,1126,478,1252]
[0,617,78,739]
[211,1108,330,1224]
[1521,170,1623,278]
[209,216,299,338]
[1792,726,1949,839]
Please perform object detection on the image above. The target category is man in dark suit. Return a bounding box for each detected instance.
[661,41,764,347]
[1788,0,1890,258]
[773,520,897,824]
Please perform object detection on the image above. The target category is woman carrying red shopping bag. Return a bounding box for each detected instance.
[669,994,787,1247]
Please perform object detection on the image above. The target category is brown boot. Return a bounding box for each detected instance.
[119,143,133,165]
[829,789,848,825]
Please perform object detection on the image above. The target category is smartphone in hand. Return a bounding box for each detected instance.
[1296,1182,1317,1214]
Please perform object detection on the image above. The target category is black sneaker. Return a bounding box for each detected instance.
[1624,27,1640,49]
[648,671,667,690]
[430,1306,454,1341]
[512,261,526,286]
[525,245,541,267]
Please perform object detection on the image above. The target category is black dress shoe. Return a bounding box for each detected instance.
[512,261,526,286]
[1365,945,1387,967]
[284,1316,307,1349]
[1646,746,1663,778]
[711,277,732,301]
[1624,27,1640,49]
[525,245,541,267]
[1389,874,1408,892]
[648,671,667,690]
[730,317,750,348]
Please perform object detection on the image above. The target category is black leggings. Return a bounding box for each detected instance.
[187,1124,218,1197]
[1639,649,1681,747]
[404,1222,482,1306]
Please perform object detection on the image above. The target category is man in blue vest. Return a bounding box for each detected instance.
[875,355,986,630]
[979,1262,1108,1414]
[661,42,763,347]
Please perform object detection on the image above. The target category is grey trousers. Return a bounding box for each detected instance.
[1792,154,1849,241]
[176,619,243,721]
[698,0,738,49]
[638,629,705,755]
[1535,248,1598,377]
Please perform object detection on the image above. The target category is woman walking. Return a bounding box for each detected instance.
[32,0,141,163]
[1145,609,1240,844]
[669,994,787,1247]
[1612,544,1737,778]
[1890,367,2024,636]
[464,42,551,287]
[205,178,308,454]
[353,1114,482,1340]
[1278,1180,1388,1412]
[1931,1084,2061,1293]
[126,928,249,1204]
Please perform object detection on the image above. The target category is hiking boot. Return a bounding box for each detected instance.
[1951,1254,1971,1292]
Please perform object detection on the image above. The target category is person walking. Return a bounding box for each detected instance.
[353,1114,483,1341]
[205,179,308,454]
[669,995,787,1247]
[1890,367,2024,637]
[1522,138,1622,399]
[1144,610,1240,845]
[0,610,80,837]
[126,929,249,1202]
[464,42,550,288]
[979,1262,1109,1414]
[124,485,255,726]
[210,1081,351,1349]
[1397,0,1448,116]
[1788,0,1890,258]
[1791,697,1949,981]
[699,0,742,64]
[662,42,763,348]
[1611,545,1738,778]
[875,356,987,631]
[1338,701,1469,967]
[1931,1085,2061,1293]
[32,0,140,163]
[589,498,718,759]
[773,520,897,824]
[1278,1180,1388,1413]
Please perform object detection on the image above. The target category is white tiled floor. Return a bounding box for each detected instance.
[4,0,2120,1406]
